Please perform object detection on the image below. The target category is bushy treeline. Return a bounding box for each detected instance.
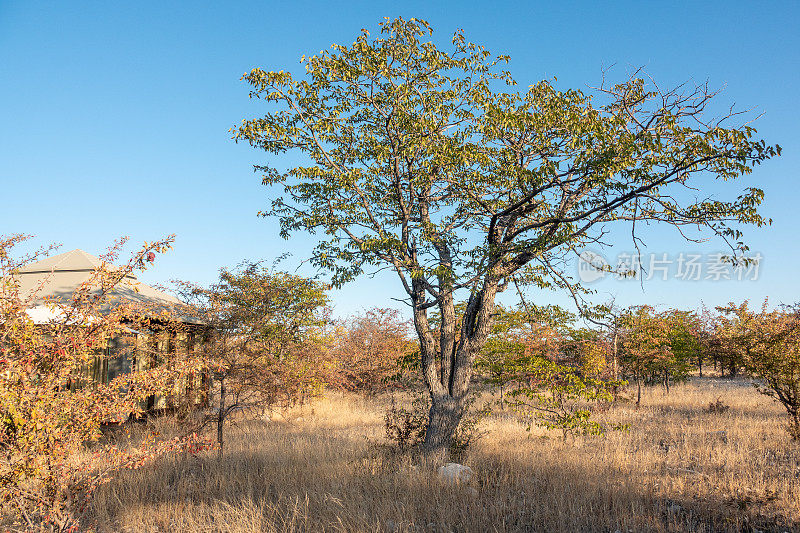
[466,301,800,440]
[3,235,800,530]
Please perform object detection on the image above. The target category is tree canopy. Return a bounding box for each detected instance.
[176,263,330,454]
[236,17,779,457]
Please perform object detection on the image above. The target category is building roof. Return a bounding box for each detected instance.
[13,249,186,323]
[16,248,105,274]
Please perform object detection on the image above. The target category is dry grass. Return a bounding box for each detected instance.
[89,378,799,532]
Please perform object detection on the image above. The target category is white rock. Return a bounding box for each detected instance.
[437,463,474,485]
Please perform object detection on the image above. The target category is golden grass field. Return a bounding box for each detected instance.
[88,378,799,532]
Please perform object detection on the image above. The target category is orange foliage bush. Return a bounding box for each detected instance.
[329,308,417,394]
[0,235,211,531]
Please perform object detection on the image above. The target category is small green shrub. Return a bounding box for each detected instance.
[503,357,628,439]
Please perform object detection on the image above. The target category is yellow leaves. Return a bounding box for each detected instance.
[581,344,608,379]
[0,235,207,526]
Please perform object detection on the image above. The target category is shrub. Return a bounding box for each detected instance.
[715,301,800,439]
[384,400,427,453]
[0,235,212,531]
[383,393,487,460]
[504,356,628,440]
[330,308,417,395]
[706,397,731,414]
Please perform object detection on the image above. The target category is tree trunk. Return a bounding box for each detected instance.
[422,394,464,462]
[698,354,703,378]
[217,376,226,457]
[788,407,800,440]
[612,330,619,380]
[412,276,498,462]
[636,374,642,407]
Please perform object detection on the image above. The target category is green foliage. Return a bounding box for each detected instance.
[474,303,565,392]
[236,15,779,455]
[176,263,331,453]
[237,16,777,292]
[502,356,627,439]
[620,306,701,388]
[663,309,703,382]
[474,336,527,384]
[203,262,330,343]
[474,302,625,439]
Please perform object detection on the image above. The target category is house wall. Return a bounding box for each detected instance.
[72,325,210,413]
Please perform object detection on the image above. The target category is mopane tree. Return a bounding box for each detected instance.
[236,17,779,458]
[176,263,330,456]
[715,301,800,439]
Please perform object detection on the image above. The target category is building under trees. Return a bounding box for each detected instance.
[12,248,209,409]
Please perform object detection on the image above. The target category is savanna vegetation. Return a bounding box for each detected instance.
[2,232,798,531]
[2,16,794,533]
[85,382,797,533]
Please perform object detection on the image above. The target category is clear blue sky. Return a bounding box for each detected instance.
[1,1,798,318]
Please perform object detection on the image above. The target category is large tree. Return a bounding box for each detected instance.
[235,17,779,458]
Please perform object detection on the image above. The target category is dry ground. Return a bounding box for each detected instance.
[89,378,799,532]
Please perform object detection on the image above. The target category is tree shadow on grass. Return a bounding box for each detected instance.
[476,449,798,533]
